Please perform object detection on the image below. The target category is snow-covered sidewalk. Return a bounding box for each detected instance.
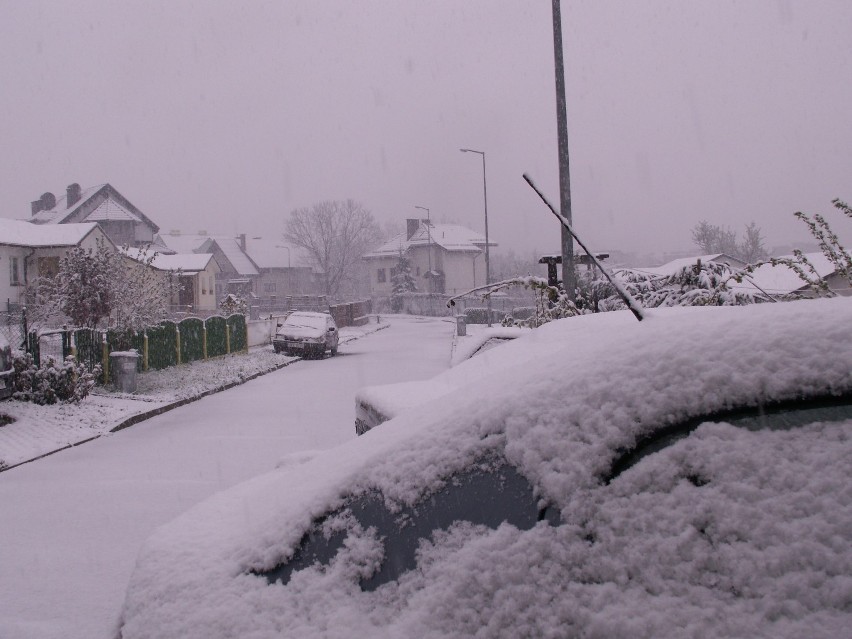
[0,321,388,472]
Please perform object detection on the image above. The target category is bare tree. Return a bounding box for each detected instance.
[691,220,767,263]
[691,221,739,256]
[738,222,768,263]
[284,200,382,298]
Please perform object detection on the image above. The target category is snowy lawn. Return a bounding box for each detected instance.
[119,298,852,639]
[0,322,385,471]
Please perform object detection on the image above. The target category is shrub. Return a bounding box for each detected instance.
[464,307,505,324]
[11,353,100,405]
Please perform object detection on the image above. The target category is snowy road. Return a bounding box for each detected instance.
[0,316,454,639]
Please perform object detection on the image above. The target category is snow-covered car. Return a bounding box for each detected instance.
[118,299,852,639]
[0,332,13,400]
[355,325,528,434]
[272,311,339,358]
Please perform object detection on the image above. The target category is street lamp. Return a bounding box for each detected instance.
[459,147,492,326]
[414,205,431,294]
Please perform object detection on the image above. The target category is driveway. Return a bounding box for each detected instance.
[0,316,454,639]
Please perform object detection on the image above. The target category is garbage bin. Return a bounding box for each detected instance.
[456,315,467,337]
[110,350,139,394]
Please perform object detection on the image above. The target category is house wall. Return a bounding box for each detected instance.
[255,267,316,298]
[96,220,136,247]
[441,250,484,295]
[0,246,28,309]
[366,246,485,296]
[0,227,114,309]
[368,256,398,296]
[187,261,221,311]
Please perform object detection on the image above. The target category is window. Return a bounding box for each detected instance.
[10,257,20,286]
[377,268,386,283]
[264,282,277,293]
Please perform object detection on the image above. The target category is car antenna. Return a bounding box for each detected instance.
[522,173,645,322]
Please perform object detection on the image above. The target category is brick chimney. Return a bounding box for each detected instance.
[32,192,56,216]
[66,183,82,208]
[406,218,420,240]
[238,233,247,251]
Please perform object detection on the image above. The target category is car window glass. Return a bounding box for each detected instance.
[283,314,325,330]
[256,458,560,591]
[606,395,852,483]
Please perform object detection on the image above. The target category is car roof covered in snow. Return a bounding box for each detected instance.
[120,298,852,639]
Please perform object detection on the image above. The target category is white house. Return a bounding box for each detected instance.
[364,219,496,296]
[0,218,115,310]
[121,248,221,313]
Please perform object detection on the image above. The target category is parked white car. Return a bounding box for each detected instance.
[272,311,339,358]
[119,299,852,639]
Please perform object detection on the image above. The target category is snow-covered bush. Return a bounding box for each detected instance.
[220,294,247,315]
[627,260,764,307]
[11,353,100,405]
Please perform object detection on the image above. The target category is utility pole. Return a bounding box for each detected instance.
[552,0,576,300]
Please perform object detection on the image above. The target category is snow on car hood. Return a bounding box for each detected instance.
[120,299,852,639]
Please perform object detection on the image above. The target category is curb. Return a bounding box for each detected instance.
[0,322,390,473]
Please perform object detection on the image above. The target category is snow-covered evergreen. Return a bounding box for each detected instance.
[390,249,417,312]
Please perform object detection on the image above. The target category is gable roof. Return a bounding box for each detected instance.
[156,233,221,254]
[29,184,104,224]
[29,183,160,234]
[0,218,108,248]
[243,237,310,269]
[202,238,260,276]
[641,253,746,276]
[735,253,849,296]
[121,247,216,274]
[364,222,493,259]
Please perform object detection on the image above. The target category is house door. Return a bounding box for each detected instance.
[179,275,195,307]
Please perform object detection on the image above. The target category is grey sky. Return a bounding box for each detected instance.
[2,0,850,259]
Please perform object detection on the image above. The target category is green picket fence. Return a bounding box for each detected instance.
[206,316,228,358]
[226,314,247,353]
[179,317,205,364]
[26,314,247,378]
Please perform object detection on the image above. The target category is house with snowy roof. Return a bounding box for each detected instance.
[640,253,747,277]
[157,232,316,301]
[734,252,851,298]
[364,218,496,296]
[28,183,159,248]
[0,217,115,311]
[121,248,221,313]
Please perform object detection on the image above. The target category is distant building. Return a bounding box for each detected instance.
[638,253,746,277]
[156,231,316,301]
[735,253,851,298]
[364,219,496,296]
[28,183,159,248]
[121,248,221,313]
